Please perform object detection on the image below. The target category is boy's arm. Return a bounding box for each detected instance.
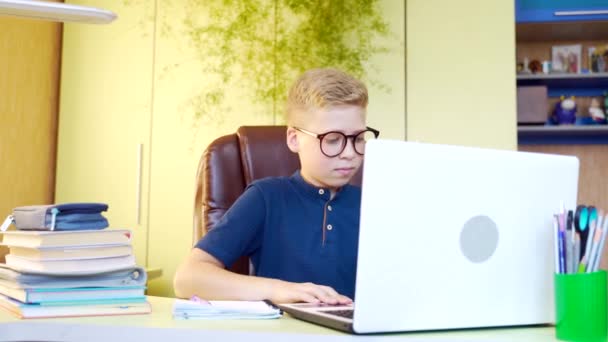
[173,248,352,305]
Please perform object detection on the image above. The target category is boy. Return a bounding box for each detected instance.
[173,68,379,304]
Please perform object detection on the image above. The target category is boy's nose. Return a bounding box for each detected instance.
[339,138,357,159]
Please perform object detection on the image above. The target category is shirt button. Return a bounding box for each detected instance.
[327,205,332,211]
[318,189,325,195]
[327,224,333,231]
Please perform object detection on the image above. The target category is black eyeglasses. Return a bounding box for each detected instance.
[293,126,380,157]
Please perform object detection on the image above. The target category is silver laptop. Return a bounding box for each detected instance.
[278,139,579,334]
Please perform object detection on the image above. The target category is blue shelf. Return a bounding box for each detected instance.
[516,0,608,23]
[518,125,608,145]
[515,1,608,145]
[517,9,608,23]
[517,74,608,97]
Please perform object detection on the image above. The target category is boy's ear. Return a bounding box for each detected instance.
[286,127,299,153]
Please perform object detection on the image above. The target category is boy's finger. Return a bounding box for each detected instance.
[301,283,342,304]
[312,287,339,304]
[297,292,320,304]
[318,286,349,304]
[336,295,353,304]
[302,285,335,304]
[317,285,352,304]
[319,285,340,297]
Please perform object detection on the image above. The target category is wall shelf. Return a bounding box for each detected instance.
[518,73,608,80]
[518,125,608,144]
[517,73,608,97]
[516,0,608,24]
[517,21,608,42]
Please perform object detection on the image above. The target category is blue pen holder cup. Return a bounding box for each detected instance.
[555,270,608,342]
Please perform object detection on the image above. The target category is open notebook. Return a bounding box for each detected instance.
[172,298,281,320]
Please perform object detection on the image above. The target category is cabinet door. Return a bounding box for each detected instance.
[516,0,608,22]
[55,1,154,267]
[0,18,61,261]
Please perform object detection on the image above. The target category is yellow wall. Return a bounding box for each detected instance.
[145,0,405,295]
[406,0,516,150]
[56,0,517,296]
[57,0,405,296]
[56,0,155,269]
[145,1,276,295]
[367,1,406,140]
[0,15,62,259]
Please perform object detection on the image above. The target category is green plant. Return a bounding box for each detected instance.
[178,0,392,123]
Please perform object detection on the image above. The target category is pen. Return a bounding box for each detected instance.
[591,213,608,272]
[573,233,580,274]
[592,211,605,268]
[586,221,603,273]
[579,208,598,273]
[578,219,595,273]
[189,295,210,305]
[553,215,560,273]
[583,207,597,264]
[568,210,574,243]
[263,299,282,313]
[558,222,566,274]
[566,211,574,273]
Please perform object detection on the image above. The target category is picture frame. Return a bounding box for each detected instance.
[552,44,582,74]
[588,45,608,73]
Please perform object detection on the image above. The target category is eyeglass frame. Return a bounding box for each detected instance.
[292,126,380,157]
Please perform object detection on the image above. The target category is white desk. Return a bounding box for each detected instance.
[0,296,559,342]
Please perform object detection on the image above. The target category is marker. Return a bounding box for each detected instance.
[575,205,590,259]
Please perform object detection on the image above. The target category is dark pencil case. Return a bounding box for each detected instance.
[10,203,109,231]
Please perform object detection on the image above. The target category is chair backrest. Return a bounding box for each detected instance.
[194,125,361,274]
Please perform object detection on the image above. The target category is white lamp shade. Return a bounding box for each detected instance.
[0,0,116,24]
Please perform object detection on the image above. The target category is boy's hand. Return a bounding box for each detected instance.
[270,280,352,305]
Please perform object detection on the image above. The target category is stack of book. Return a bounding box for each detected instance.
[0,229,151,318]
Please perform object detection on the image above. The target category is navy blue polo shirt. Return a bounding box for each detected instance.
[195,170,361,298]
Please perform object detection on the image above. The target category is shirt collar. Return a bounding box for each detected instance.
[290,170,337,201]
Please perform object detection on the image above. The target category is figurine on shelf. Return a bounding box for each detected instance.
[519,57,531,74]
[529,59,542,74]
[550,96,577,125]
[588,98,606,124]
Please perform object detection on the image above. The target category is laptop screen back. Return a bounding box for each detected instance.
[352,140,579,333]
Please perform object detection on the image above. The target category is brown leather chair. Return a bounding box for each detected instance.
[193,125,362,275]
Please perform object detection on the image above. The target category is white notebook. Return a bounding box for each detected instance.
[0,294,150,319]
[0,229,131,248]
[172,298,281,320]
[4,254,136,275]
[8,244,132,261]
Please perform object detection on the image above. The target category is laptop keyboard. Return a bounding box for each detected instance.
[322,309,354,319]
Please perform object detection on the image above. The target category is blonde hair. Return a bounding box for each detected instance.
[285,68,368,125]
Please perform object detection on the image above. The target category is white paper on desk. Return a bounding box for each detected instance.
[172,299,281,320]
